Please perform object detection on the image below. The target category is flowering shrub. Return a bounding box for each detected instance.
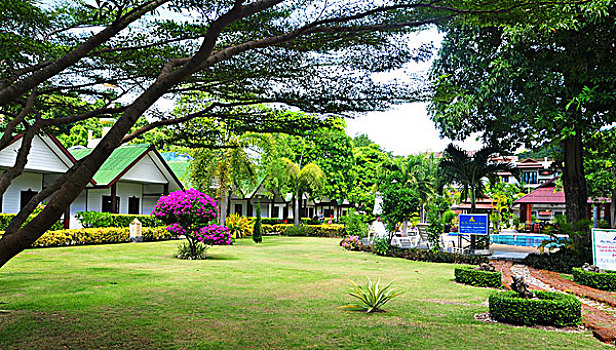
[340,235,362,251]
[197,225,233,245]
[152,189,232,259]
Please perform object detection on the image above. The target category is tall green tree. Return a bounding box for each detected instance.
[430,6,616,232]
[439,144,514,212]
[385,153,441,222]
[281,158,325,227]
[190,134,257,226]
[585,128,616,228]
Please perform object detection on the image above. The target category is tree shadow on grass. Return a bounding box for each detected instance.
[205,254,239,261]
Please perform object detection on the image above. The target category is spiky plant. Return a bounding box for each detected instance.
[226,213,252,238]
[339,278,402,313]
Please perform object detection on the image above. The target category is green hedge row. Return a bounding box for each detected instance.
[572,268,616,292]
[261,224,346,237]
[0,227,174,248]
[522,250,589,274]
[489,290,581,327]
[454,266,502,288]
[0,213,64,231]
[388,247,489,265]
[76,211,163,228]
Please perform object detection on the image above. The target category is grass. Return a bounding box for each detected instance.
[0,237,607,349]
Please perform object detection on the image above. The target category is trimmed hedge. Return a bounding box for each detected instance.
[76,211,163,228]
[388,247,489,265]
[260,224,346,237]
[0,213,64,231]
[454,266,502,288]
[572,268,616,292]
[522,250,589,274]
[489,290,581,327]
[0,227,175,248]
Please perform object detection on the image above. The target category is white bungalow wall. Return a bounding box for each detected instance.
[2,172,43,214]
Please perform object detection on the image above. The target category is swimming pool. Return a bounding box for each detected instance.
[490,234,567,247]
[446,233,567,247]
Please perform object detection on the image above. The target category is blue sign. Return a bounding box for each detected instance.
[459,214,489,235]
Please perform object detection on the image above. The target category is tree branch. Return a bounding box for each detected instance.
[0,0,170,106]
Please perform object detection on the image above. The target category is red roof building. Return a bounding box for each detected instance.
[513,179,611,224]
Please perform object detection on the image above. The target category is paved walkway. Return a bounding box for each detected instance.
[491,260,616,344]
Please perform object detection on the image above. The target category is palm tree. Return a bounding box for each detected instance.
[439,144,514,212]
[281,158,325,227]
[190,134,257,226]
[386,153,442,223]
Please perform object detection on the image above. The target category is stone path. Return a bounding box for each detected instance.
[491,260,616,344]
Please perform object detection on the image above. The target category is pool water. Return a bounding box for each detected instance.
[446,233,568,247]
[490,234,566,247]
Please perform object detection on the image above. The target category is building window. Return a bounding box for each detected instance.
[501,176,509,183]
[247,203,253,217]
[521,171,538,185]
[20,190,38,210]
[102,195,120,213]
[128,197,140,215]
[272,206,279,218]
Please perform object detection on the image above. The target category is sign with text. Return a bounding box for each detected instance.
[592,228,616,271]
[458,214,489,235]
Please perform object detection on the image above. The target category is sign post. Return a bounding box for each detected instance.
[592,228,616,271]
[458,214,489,254]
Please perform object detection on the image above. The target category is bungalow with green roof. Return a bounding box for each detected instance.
[68,144,184,227]
[0,132,183,229]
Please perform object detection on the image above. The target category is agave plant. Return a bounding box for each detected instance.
[339,278,402,313]
[226,213,252,238]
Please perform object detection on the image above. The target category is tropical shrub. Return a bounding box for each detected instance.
[339,278,402,313]
[572,268,616,292]
[226,213,252,238]
[489,290,581,327]
[285,226,308,236]
[153,189,231,259]
[388,247,489,265]
[0,212,64,231]
[373,236,391,256]
[454,266,502,288]
[522,250,589,274]
[0,227,174,248]
[196,224,233,245]
[340,210,369,238]
[340,235,362,251]
[176,241,208,260]
[303,224,346,237]
[76,211,162,228]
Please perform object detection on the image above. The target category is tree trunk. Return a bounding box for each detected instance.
[561,131,590,250]
[220,191,228,226]
[611,190,616,229]
[402,221,408,235]
[470,186,476,213]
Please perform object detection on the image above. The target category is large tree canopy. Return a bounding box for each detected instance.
[429,4,616,235]
[0,0,600,267]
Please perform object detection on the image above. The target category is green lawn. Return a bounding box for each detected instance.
[0,237,607,349]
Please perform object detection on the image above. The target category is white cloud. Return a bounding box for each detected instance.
[345,26,484,156]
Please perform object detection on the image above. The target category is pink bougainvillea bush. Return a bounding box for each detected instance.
[152,189,232,259]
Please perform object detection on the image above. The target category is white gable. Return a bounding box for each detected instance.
[121,152,168,184]
[0,135,72,173]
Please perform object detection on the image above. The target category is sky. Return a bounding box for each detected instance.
[345,27,484,156]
